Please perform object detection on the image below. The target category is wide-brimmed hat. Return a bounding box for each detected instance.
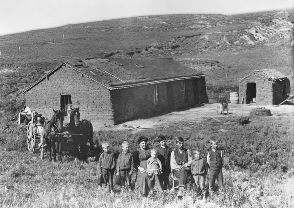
[137,136,148,144]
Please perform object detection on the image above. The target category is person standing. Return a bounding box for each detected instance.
[170,137,192,197]
[98,142,116,193]
[191,149,207,197]
[207,140,224,193]
[146,149,163,193]
[133,136,151,196]
[116,141,134,192]
[157,135,171,190]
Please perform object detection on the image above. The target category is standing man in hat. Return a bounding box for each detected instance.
[170,137,192,197]
[157,135,171,190]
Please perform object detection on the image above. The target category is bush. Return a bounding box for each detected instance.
[238,116,250,125]
[250,107,271,117]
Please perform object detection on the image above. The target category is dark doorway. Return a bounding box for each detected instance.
[246,83,256,104]
[60,94,72,115]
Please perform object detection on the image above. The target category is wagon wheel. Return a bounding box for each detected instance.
[26,123,36,153]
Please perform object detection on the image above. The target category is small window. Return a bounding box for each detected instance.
[154,85,158,105]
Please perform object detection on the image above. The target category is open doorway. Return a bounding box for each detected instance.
[246,83,256,104]
[60,94,72,115]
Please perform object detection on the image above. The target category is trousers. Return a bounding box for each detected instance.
[208,168,223,191]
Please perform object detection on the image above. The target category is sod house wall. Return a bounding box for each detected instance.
[25,65,114,129]
[111,77,208,124]
[239,75,273,105]
[272,78,291,105]
[239,74,290,105]
[25,65,208,129]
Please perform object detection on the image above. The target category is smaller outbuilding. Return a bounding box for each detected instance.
[239,69,290,105]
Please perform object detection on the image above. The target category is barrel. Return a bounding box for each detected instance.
[230,92,239,104]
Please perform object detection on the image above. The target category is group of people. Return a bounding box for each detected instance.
[97,135,224,198]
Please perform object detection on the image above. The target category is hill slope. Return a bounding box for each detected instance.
[0,9,293,102]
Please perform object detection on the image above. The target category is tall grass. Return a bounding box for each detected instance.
[0,112,293,207]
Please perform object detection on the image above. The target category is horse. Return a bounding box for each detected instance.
[68,107,94,162]
[43,109,64,162]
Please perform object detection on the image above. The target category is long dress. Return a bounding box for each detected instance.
[135,148,151,196]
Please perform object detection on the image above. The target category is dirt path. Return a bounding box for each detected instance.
[109,104,294,132]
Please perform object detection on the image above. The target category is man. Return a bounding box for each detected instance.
[207,140,224,193]
[157,135,171,190]
[170,137,192,197]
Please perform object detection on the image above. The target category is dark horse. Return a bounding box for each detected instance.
[43,109,64,162]
[67,107,94,162]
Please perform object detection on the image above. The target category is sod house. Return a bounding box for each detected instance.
[239,69,290,105]
[23,57,208,129]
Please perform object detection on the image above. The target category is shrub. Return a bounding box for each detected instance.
[238,116,250,125]
[250,107,272,117]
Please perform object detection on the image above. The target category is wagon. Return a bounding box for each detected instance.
[19,110,46,158]
[18,107,93,161]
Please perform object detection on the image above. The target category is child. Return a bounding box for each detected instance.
[207,140,224,193]
[98,142,116,193]
[146,149,163,193]
[191,149,207,196]
[116,141,134,192]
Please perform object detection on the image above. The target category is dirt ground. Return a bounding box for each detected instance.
[111,104,294,132]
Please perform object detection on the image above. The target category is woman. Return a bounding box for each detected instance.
[133,136,151,196]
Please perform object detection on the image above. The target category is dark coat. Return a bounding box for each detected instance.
[157,146,171,173]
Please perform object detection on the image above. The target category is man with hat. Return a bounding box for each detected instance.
[170,137,192,197]
[156,135,171,190]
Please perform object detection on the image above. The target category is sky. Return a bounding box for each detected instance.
[0,0,293,35]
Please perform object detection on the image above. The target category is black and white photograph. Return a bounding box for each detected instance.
[0,0,293,207]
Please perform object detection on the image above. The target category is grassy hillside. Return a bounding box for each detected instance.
[0,9,292,110]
